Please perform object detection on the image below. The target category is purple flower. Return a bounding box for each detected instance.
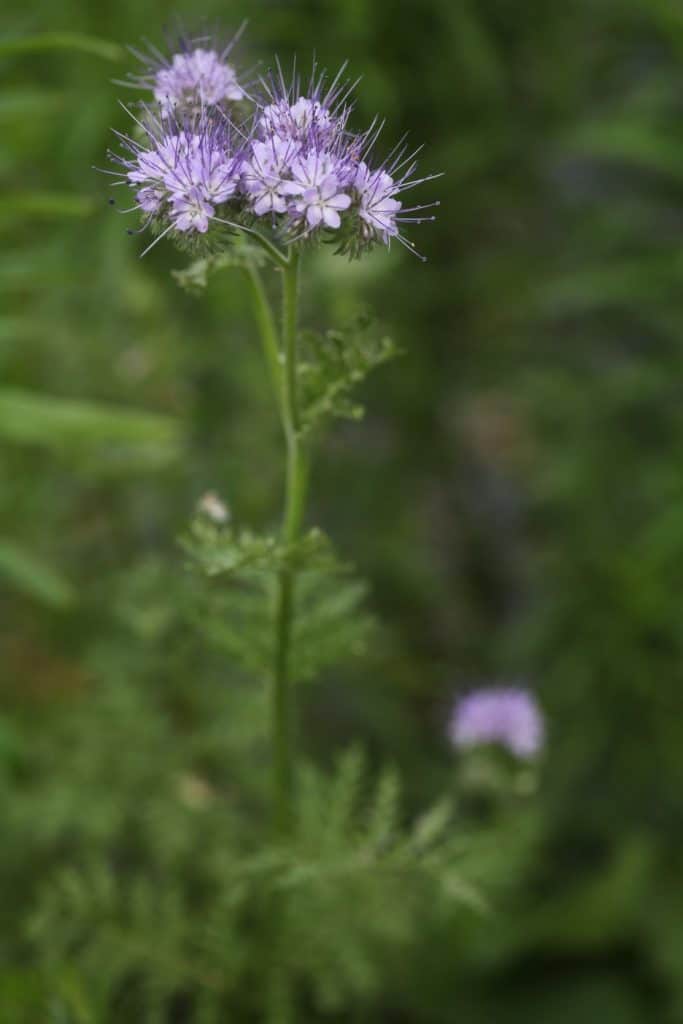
[258,96,338,149]
[154,48,245,113]
[238,65,356,233]
[162,134,239,207]
[449,687,544,758]
[257,62,353,150]
[242,136,300,217]
[354,162,402,243]
[333,130,441,259]
[170,188,215,233]
[126,28,247,115]
[136,185,166,214]
[281,153,352,230]
[110,110,244,247]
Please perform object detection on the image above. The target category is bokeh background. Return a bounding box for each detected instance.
[3,0,683,1020]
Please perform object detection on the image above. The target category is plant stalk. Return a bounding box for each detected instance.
[273,250,305,834]
[244,262,285,430]
[244,245,306,834]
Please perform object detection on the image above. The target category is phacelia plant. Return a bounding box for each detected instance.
[95,25,542,1017]
[105,27,441,833]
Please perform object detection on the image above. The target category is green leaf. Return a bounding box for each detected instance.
[291,571,374,682]
[190,581,274,680]
[182,518,340,579]
[0,538,75,609]
[0,388,181,468]
[0,192,95,225]
[172,242,268,294]
[410,799,454,854]
[0,87,66,121]
[183,514,372,682]
[298,314,400,436]
[365,768,401,849]
[0,32,124,62]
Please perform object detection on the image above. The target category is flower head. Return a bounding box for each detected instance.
[126,27,247,116]
[449,687,544,758]
[154,48,245,113]
[257,61,353,150]
[105,42,440,259]
[110,108,244,248]
[238,62,356,235]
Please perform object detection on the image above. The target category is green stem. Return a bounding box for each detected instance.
[237,225,291,269]
[243,263,285,430]
[273,249,306,835]
[243,246,306,834]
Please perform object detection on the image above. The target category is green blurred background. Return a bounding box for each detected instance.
[3,0,683,1020]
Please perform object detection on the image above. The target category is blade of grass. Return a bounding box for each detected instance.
[0,32,123,62]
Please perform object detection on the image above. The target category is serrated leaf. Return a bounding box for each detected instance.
[321,747,366,849]
[365,769,401,849]
[410,799,454,853]
[182,519,341,578]
[290,571,374,682]
[190,581,274,679]
[439,871,489,912]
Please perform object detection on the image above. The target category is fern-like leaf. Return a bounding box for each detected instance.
[172,242,268,294]
[298,315,400,436]
[182,518,341,579]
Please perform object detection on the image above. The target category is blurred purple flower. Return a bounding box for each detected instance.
[449,687,544,758]
[125,27,247,115]
[154,48,245,113]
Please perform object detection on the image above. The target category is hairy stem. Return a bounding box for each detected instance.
[273,249,306,835]
[244,263,285,430]
[227,222,291,269]
[244,246,306,834]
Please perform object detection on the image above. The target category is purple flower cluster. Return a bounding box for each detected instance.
[125,28,247,116]
[449,687,544,759]
[112,114,244,250]
[108,34,439,258]
[241,68,355,237]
